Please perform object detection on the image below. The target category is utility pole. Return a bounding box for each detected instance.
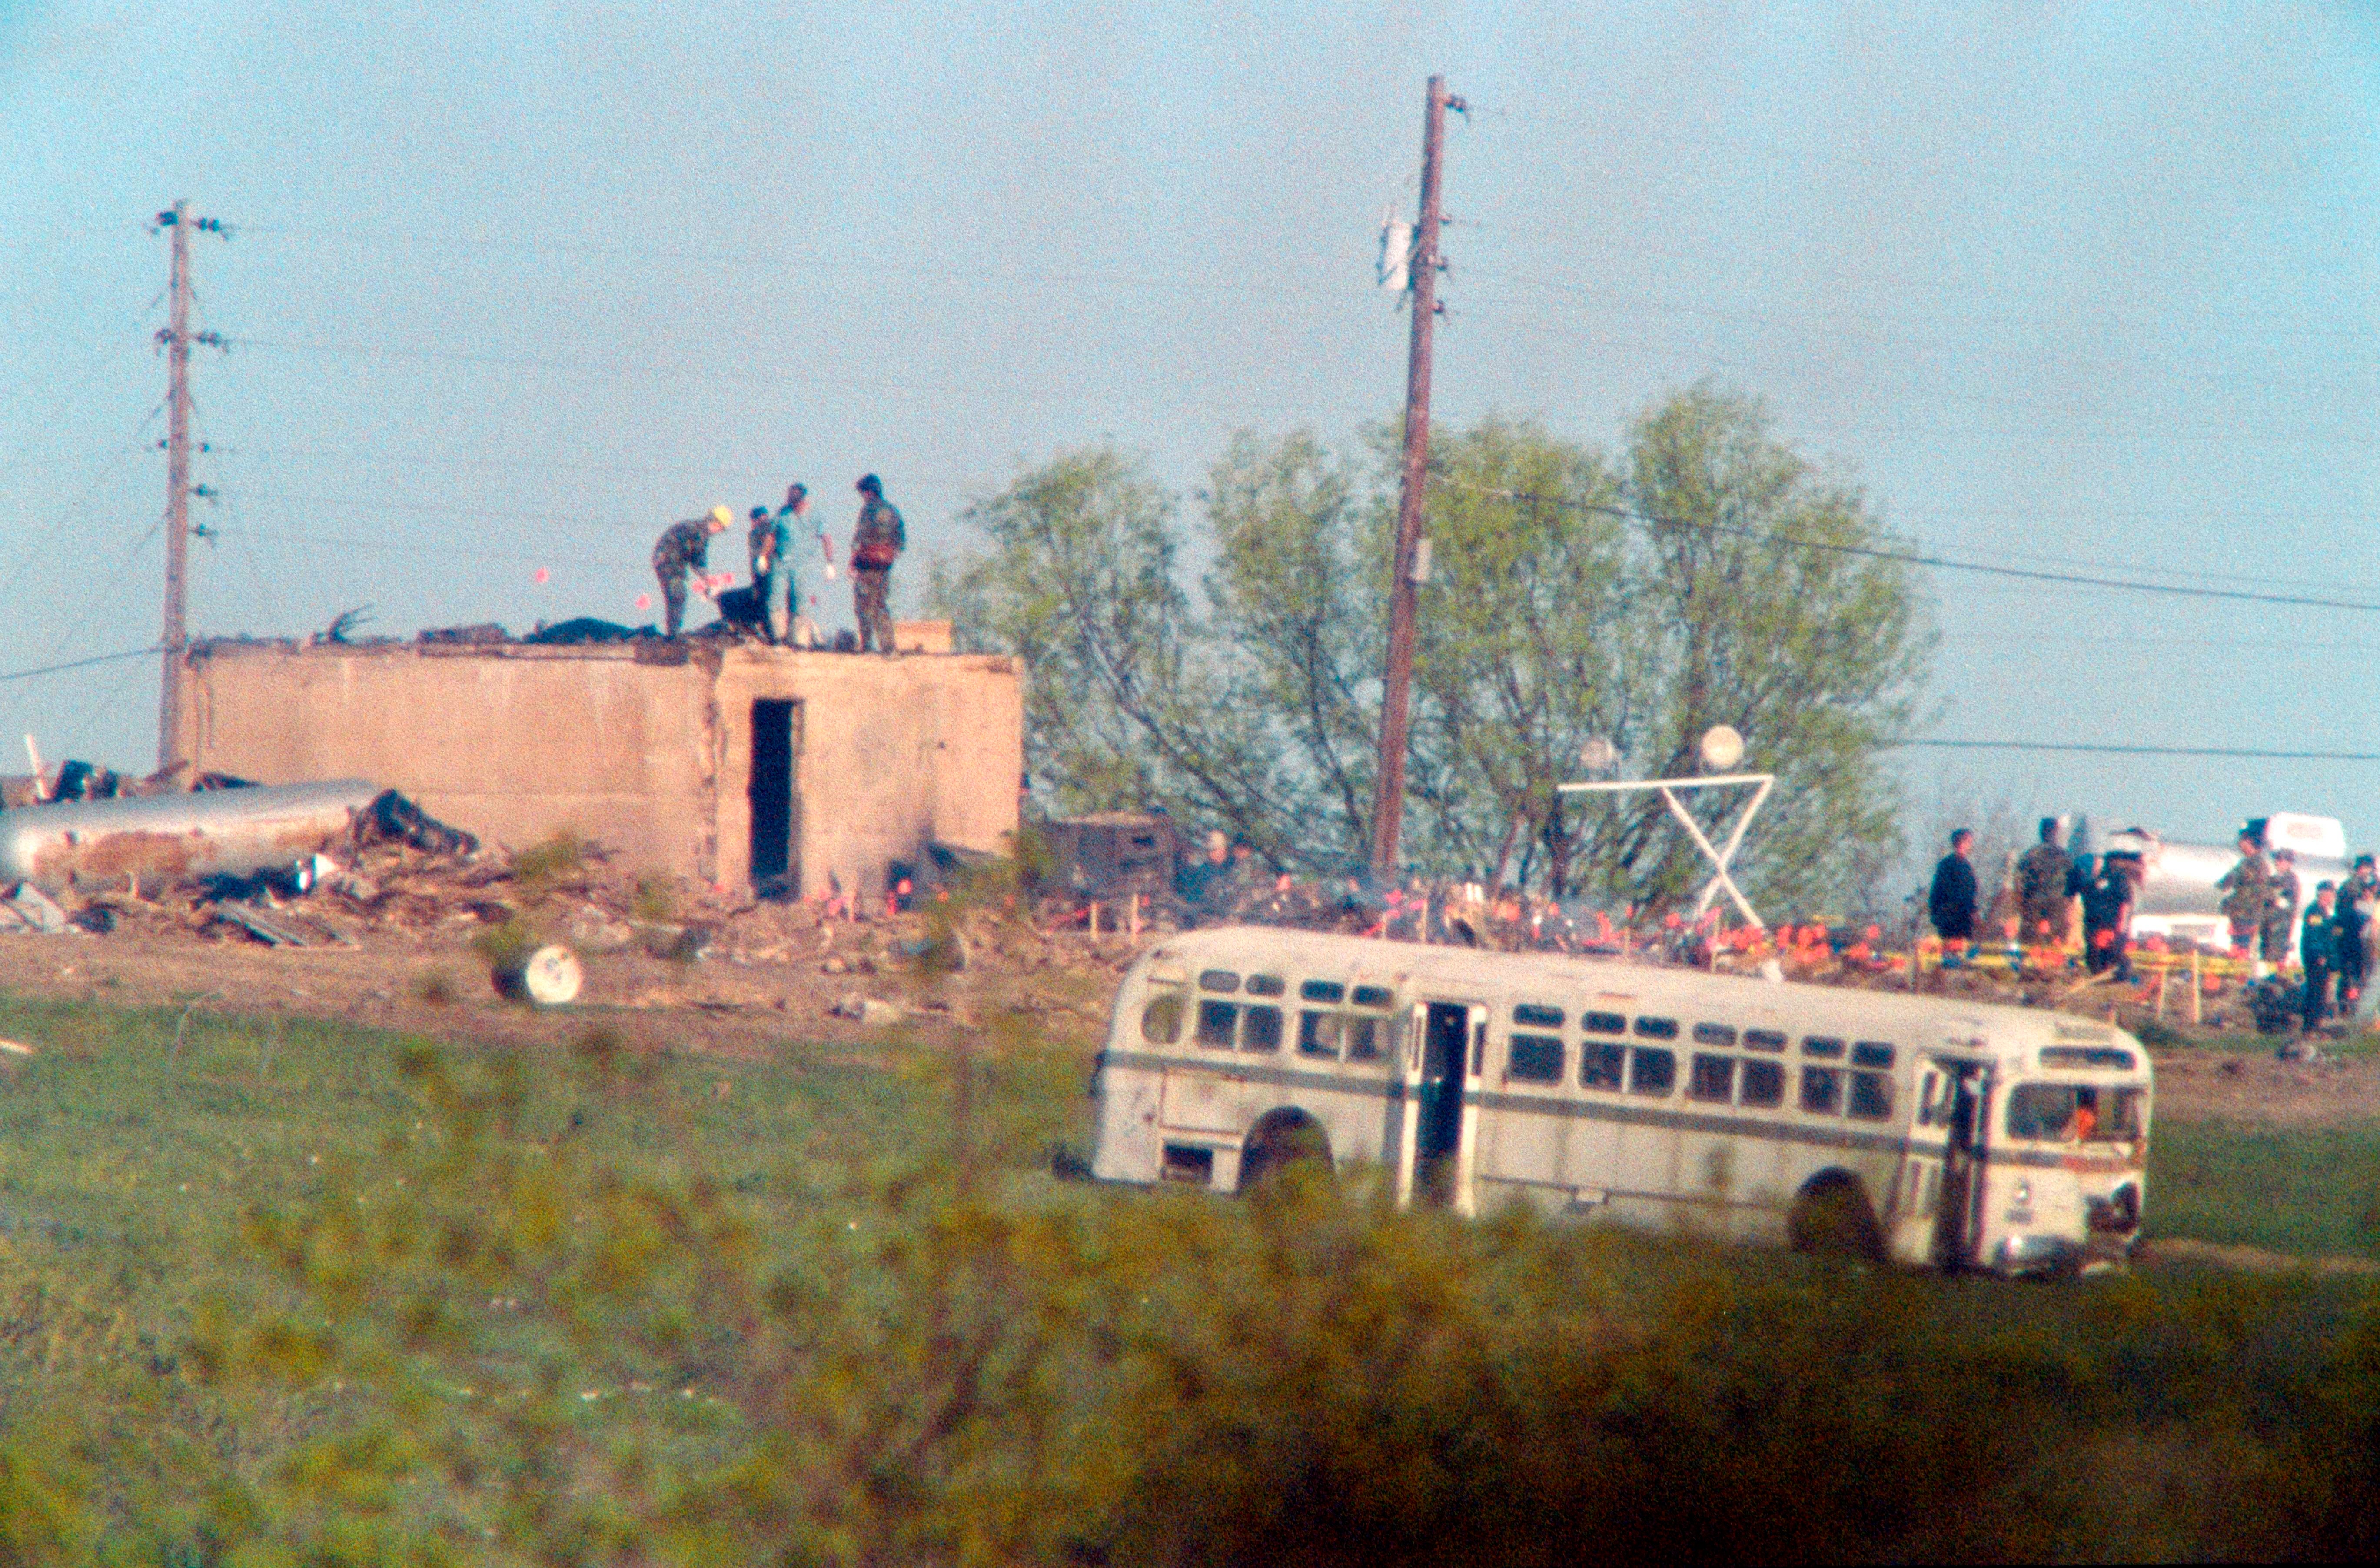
[1369,75,1461,883]
[155,202,223,775]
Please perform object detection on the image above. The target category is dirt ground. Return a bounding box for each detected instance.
[2,839,2375,1129]
[0,859,1130,1068]
[2145,1045,2380,1125]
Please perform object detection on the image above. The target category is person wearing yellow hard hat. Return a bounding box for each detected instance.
[651,506,733,638]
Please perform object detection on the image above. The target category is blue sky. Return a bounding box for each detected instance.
[3,1,2376,858]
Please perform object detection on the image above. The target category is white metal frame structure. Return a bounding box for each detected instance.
[1558,772,1776,929]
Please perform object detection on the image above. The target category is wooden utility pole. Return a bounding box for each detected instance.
[155,202,222,775]
[157,202,193,774]
[1369,75,1461,883]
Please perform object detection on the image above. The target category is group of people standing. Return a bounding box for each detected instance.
[649,473,908,650]
[1928,816,2380,1029]
[1927,818,2149,973]
[2220,829,2378,1029]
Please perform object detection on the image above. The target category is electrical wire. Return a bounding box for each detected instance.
[1898,739,2380,761]
[1445,482,2380,615]
[0,646,163,683]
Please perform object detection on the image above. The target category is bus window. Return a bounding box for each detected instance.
[1741,1059,1785,1107]
[1352,984,1395,1009]
[1848,1072,1894,1121]
[1583,1042,1625,1090]
[1142,993,1184,1045]
[1509,1034,1564,1083]
[1301,979,1346,1004]
[1852,1042,1896,1069]
[1582,1011,1627,1035]
[1801,1066,1842,1114]
[1515,1003,1565,1028]
[2008,1084,2141,1141]
[1196,1000,1238,1049]
[2101,1088,2145,1140]
[2041,1045,2137,1071]
[1635,1017,1679,1041]
[1802,1036,1845,1059]
[1693,1023,1737,1047]
[1688,1053,1735,1102]
[1199,970,1241,994]
[1744,1029,1787,1053]
[2006,1085,2075,1140]
[1243,1005,1284,1052]
[1346,1016,1386,1062]
[1247,975,1286,998]
[1629,1047,1676,1096]
[1296,1011,1343,1058]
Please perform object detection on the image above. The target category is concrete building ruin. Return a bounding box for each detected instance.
[175,639,1024,900]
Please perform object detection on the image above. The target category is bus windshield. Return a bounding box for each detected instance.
[2005,1083,2144,1143]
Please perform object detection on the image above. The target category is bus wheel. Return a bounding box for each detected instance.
[1238,1109,1335,1199]
[1788,1171,1885,1262]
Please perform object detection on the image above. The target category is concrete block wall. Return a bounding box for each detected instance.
[183,642,1022,897]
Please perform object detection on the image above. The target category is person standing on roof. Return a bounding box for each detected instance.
[849,473,906,654]
[652,505,731,638]
[756,483,833,646]
[2015,817,2074,947]
[1928,828,1979,945]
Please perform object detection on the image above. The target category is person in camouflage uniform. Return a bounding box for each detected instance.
[2263,846,2302,964]
[849,473,905,654]
[2341,854,2378,1002]
[652,505,730,637]
[2014,817,2074,945]
[2215,830,2272,960]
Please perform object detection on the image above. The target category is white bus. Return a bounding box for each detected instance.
[1089,928,2151,1276]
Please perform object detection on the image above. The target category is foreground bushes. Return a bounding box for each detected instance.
[8,1037,2380,1562]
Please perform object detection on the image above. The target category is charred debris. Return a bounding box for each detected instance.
[0,762,479,946]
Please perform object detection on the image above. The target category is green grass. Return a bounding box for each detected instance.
[0,989,1087,1559]
[2147,1117,2380,1260]
[8,989,2380,1561]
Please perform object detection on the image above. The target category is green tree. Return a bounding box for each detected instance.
[1402,416,1631,889]
[933,386,1930,916]
[1200,430,1385,865]
[930,448,1286,842]
[1591,383,1931,915]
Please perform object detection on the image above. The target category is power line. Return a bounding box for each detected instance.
[1450,482,2380,615]
[0,646,164,684]
[1898,739,2380,762]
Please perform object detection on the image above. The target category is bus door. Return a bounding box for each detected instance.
[1396,1000,1482,1211]
[1930,1061,1992,1270]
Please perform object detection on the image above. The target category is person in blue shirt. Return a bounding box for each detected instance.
[757,482,834,646]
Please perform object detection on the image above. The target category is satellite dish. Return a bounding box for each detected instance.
[1699,725,1745,771]
[1578,736,1619,772]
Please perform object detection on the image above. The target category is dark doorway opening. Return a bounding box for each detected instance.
[1933,1065,1990,1271]
[749,699,799,892]
[1414,1002,1471,1205]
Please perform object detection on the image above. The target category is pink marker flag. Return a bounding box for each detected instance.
[534,567,550,584]
[635,593,652,611]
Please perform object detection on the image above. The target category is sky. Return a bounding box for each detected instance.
[3,0,2377,866]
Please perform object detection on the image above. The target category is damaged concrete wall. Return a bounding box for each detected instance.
[183,642,1023,898]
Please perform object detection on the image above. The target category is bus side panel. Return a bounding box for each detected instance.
[1469,1094,1573,1217]
[1091,1056,1165,1184]
[1609,1106,1686,1234]
[1721,1117,1795,1247]
[1325,1074,1397,1178]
